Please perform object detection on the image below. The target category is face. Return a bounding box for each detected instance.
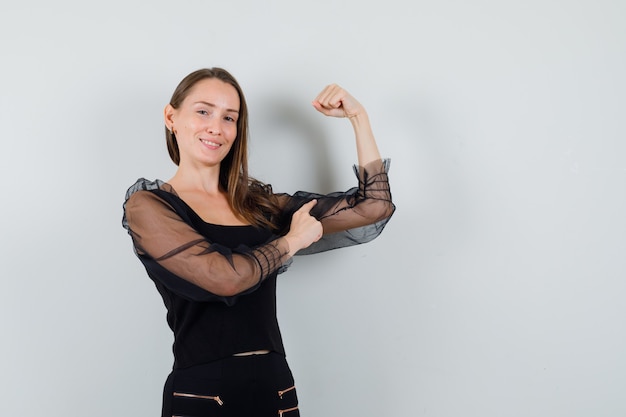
[165,78,240,169]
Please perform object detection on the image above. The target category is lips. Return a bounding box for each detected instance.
[200,138,221,148]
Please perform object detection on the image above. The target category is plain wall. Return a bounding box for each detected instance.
[1,0,625,416]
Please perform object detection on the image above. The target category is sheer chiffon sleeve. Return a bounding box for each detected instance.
[276,158,395,255]
[122,159,393,303]
[122,180,290,304]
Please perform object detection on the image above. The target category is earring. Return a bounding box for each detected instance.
[169,126,174,135]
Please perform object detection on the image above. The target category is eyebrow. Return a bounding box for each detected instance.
[194,101,239,114]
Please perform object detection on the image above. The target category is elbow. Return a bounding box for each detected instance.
[378,200,396,222]
[361,199,395,225]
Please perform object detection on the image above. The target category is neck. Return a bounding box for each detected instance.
[168,162,223,195]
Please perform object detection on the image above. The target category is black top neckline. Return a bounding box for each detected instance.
[157,180,256,228]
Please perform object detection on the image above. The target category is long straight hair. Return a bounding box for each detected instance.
[166,68,280,229]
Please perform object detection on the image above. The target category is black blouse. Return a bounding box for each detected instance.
[122,159,394,369]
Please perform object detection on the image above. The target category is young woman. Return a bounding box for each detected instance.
[122,67,395,417]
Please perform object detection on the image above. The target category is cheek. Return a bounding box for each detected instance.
[226,125,238,140]
[188,119,205,132]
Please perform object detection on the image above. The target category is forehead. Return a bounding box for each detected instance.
[185,78,240,110]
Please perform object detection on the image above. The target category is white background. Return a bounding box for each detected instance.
[1,1,625,416]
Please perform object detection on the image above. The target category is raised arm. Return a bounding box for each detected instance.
[312,83,381,167]
[275,85,395,254]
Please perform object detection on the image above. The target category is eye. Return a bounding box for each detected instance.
[197,110,209,116]
[224,115,237,122]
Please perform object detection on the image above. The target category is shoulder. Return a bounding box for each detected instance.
[123,179,179,230]
[248,178,274,195]
[124,178,181,206]
[124,178,170,201]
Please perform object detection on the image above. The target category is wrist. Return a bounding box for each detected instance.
[282,235,299,257]
[348,111,370,127]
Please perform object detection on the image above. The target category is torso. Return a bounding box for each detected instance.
[147,185,283,365]
[169,183,249,226]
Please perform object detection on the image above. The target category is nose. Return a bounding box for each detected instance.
[206,119,221,135]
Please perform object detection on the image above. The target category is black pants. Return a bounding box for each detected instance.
[162,352,300,417]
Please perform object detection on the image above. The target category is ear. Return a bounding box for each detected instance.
[164,104,176,130]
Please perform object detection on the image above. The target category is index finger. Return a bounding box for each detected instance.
[299,199,318,212]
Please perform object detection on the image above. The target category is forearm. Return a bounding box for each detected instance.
[349,111,381,167]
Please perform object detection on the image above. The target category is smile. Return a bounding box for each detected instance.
[200,139,221,147]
